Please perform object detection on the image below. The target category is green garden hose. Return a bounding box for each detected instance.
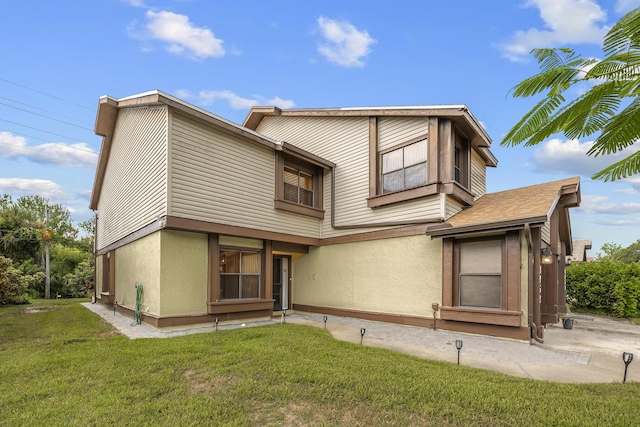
[132,283,143,326]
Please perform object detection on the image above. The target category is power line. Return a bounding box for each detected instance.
[0,102,94,132]
[0,118,95,145]
[0,77,93,111]
[0,129,99,155]
[0,95,91,126]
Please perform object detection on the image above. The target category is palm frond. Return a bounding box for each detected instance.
[592,148,640,181]
[604,7,640,56]
[588,97,640,156]
[501,95,564,146]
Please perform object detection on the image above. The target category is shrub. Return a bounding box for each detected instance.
[567,261,640,317]
[0,255,44,305]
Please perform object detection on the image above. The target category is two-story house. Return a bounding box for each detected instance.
[90,90,580,341]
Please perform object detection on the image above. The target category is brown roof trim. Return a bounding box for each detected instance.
[89,96,118,210]
[427,215,547,238]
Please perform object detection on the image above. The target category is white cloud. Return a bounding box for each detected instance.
[317,17,376,68]
[531,138,639,176]
[578,193,640,215]
[616,0,640,13]
[122,0,147,7]
[140,10,225,60]
[0,131,98,167]
[500,0,608,62]
[177,89,296,109]
[0,178,66,201]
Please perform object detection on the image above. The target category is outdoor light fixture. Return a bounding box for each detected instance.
[360,328,366,345]
[281,309,287,324]
[541,247,553,264]
[215,317,219,331]
[455,340,463,365]
[623,352,634,383]
[323,315,328,329]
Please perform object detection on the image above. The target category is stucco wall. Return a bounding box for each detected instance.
[159,230,208,316]
[292,235,442,317]
[95,254,103,296]
[114,232,161,315]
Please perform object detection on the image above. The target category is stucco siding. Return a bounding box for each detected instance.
[471,149,486,199]
[257,116,442,238]
[96,106,168,250]
[95,254,103,295]
[292,235,442,317]
[160,230,208,316]
[114,231,162,316]
[170,112,320,238]
[378,117,429,151]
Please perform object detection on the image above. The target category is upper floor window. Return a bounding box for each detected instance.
[454,132,470,189]
[381,139,427,193]
[284,165,314,207]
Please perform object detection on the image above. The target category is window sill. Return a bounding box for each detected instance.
[367,183,439,208]
[274,199,324,219]
[441,181,475,206]
[440,306,521,327]
[208,299,275,314]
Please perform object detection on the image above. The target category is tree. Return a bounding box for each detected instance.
[501,7,640,181]
[598,239,640,263]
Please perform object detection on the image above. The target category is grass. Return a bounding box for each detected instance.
[2,300,640,426]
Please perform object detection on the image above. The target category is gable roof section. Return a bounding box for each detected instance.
[89,90,333,210]
[243,105,498,167]
[427,177,580,238]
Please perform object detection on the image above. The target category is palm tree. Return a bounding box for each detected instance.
[501,7,640,181]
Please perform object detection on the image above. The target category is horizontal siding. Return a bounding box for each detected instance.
[257,116,442,238]
[542,222,550,245]
[169,113,320,238]
[471,149,486,200]
[378,117,429,152]
[445,197,464,220]
[96,106,168,249]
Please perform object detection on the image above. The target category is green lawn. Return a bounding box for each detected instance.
[2,300,640,426]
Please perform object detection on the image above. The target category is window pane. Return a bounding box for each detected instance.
[283,167,298,186]
[242,251,261,274]
[459,240,502,274]
[299,188,313,206]
[382,149,403,174]
[220,275,239,299]
[404,140,427,166]
[242,275,260,298]
[383,170,404,193]
[284,183,298,203]
[299,172,313,190]
[459,274,501,308]
[220,250,240,273]
[404,162,427,188]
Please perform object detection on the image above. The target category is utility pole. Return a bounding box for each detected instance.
[45,205,50,300]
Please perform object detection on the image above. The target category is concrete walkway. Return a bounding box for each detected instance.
[82,303,640,383]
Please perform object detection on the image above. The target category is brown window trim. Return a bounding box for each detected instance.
[274,152,324,218]
[441,231,521,327]
[367,183,439,208]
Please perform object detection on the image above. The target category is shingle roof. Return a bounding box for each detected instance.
[428,177,580,236]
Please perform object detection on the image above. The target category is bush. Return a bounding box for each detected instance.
[0,255,44,305]
[567,261,640,317]
[60,261,94,298]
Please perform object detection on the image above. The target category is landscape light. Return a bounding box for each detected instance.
[323,315,328,329]
[360,328,366,345]
[623,352,634,383]
[215,317,219,331]
[281,309,287,324]
[455,340,463,365]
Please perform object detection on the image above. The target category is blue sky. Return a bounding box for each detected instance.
[1,0,639,255]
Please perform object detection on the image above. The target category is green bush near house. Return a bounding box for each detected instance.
[567,261,640,317]
[2,299,640,426]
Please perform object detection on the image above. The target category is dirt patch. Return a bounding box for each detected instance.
[22,308,49,314]
[183,369,234,394]
[98,329,122,338]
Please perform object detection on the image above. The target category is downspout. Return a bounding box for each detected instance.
[524,223,544,344]
[330,166,445,230]
[92,211,98,304]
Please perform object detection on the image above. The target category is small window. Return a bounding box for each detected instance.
[458,239,502,309]
[284,166,314,207]
[219,249,261,300]
[454,145,462,184]
[382,139,427,193]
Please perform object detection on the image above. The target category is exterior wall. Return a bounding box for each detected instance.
[292,235,442,317]
[114,231,162,315]
[542,222,551,245]
[96,106,168,250]
[520,232,529,327]
[159,230,208,316]
[169,112,321,238]
[444,196,464,220]
[378,117,429,151]
[95,254,103,297]
[471,149,486,199]
[257,116,442,239]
